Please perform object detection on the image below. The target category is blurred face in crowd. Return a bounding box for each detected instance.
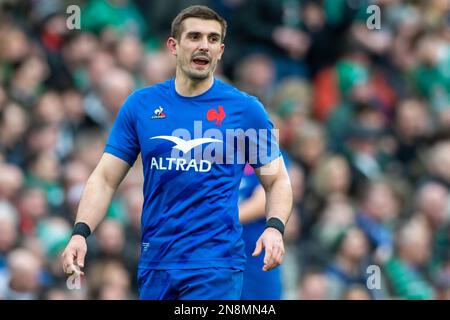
[355,105,385,130]
[62,89,85,123]
[34,92,65,126]
[63,160,90,188]
[326,159,351,195]
[0,206,18,253]
[116,35,143,72]
[236,54,275,94]
[7,249,42,293]
[361,182,399,222]
[417,36,442,66]
[339,227,369,262]
[321,200,355,228]
[95,261,131,300]
[428,141,450,183]
[0,220,17,253]
[0,28,29,62]
[168,18,224,81]
[29,151,61,182]
[315,156,351,196]
[142,51,176,85]
[17,188,48,221]
[298,272,328,300]
[416,182,449,228]
[63,32,99,65]
[300,136,325,167]
[350,82,374,104]
[0,102,28,146]
[87,259,131,300]
[97,219,125,255]
[88,51,115,88]
[0,163,24,200]
[395,99,429,141]
[301,1,325,31]
[26,124,59,154]
[398,220,432,267]
[11,55,48,93]
[74,132,106,170]
[293,122,326,168]
[99,68,134,116]
[43,14,67,36]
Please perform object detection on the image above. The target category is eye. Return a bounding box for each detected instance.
[188,33,200,40]
[209,35,219,43]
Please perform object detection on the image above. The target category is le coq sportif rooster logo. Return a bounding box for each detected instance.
[152,106,166,119]
[207,106,226,126]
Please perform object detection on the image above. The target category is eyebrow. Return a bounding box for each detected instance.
[185,31,221,38]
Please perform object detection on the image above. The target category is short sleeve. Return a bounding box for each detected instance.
[241,97,281,168]
[104,93,141,166]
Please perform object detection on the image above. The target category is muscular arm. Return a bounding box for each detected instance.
[251,156,293,271]
[75,153,131,231]
[255,156,293,225]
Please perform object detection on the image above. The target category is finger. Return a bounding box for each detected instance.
[277,246,285,265]
[76,248,86,268]
[271,241,284,266]
[62,251,75,274]
[266,241,285,271]
[275,249,284,266]
[252,239,263,257]
[65,263,86,277]
[264,246,279,271]
[71,265,85,277]
[65,263,78,275]
[263,246,273,271]
[272,249,283,268]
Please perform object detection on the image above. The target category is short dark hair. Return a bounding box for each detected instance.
[171,5,227,42]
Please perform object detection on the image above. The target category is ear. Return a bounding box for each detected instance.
[167,37,178,56]
[218,43,225,61]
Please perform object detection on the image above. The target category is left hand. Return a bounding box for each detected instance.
[252,227,285,271]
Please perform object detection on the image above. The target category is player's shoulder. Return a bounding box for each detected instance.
[215,78,260,105]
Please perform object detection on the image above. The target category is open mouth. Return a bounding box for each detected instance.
[192,56,210,67]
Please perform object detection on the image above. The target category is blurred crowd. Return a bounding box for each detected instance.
[0,0,449,300]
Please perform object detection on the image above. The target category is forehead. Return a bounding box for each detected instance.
[180,17,222,36]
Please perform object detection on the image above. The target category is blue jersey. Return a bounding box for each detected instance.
[105,78,280,270]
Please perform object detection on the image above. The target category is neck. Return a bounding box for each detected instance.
[174,69,214,97]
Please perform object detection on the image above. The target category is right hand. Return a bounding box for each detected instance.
[61,235,87,275]
[252,227,285,272]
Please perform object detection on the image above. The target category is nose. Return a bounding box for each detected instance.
[198,36,209,52]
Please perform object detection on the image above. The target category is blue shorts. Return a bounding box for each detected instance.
[138,267,243,300]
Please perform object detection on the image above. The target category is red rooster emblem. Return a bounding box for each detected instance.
[206,106,226,126]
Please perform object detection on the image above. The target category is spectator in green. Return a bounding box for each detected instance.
[82,0,147,39]
[384,218,436,299]
[411,35,450,120]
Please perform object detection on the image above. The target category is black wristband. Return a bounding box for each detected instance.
[72,222,91,239]
[265,217,285,236]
